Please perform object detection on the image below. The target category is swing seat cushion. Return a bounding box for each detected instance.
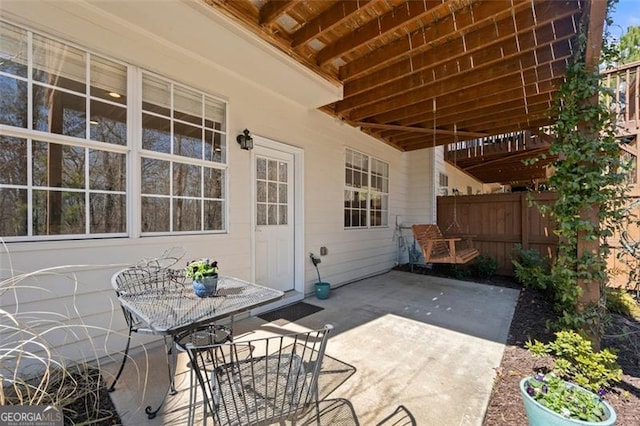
[412,224,479,264]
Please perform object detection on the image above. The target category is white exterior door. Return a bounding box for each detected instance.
[254,146,295,292]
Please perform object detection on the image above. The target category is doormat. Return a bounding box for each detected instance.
[258,302,324,324]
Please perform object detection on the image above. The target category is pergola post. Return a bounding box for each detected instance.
[576,0,608,343]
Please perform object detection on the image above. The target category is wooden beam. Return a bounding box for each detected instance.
[260,0,298,26]
[291,0,374,48]
[339,0,528,81]
[347,53,570,121]
[350,121,488,138]
[316,0,450,66]
[344,7,579,97]
[337,34,573,114]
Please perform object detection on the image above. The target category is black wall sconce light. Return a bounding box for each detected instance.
[236,129,253,150]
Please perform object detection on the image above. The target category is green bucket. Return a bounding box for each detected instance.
[315,282,331,299]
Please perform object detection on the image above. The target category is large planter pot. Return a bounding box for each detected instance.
[519,377,616,426]
[192,275,219,297]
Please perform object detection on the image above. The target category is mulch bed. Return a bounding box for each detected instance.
[483,286,640,425]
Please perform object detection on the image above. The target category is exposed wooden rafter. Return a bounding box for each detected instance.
[202,0,595,183]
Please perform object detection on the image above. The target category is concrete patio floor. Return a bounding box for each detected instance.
[106,270,519,425]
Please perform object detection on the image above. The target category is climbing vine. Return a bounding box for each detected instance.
[539,0,631,335]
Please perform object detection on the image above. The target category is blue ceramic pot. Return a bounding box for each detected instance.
[519,377,616,426]
[192,275,218,297]
[315,282,330,299]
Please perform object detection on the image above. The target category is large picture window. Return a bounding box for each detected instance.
[344,148,389,228]
[0,20,228,241]
[140,73,226,234]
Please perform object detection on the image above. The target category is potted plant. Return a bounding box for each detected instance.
[520,372,616,425]
[310,253,330,299]
[185,258,219,297]
[520,330,620,425]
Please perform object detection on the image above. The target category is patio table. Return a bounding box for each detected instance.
[116,273,284,418]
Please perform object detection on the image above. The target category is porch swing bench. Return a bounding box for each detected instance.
[411,224,479,265]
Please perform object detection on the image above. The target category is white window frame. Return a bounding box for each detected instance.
[0,20,229,242]
[344,148,389,229]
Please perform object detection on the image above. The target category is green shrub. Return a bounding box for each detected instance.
[512,244,552,290]
[472,255,498,279]
[525,330,622,392]
[606,288,640,320]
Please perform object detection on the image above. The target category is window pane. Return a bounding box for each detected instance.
[267,182,277,203]
[141,196,169,232]
[268,160,277,181]
[257,158,266,180]
[141,158,170,195]
[0,136,27,185]
[173,162,200,197]
[32,141,85,189]
[33,190,85,235]
[89,100,126,145]
[142,113,171,153]
[279,205,287,225]
[33,85,86,138]
[0,21,28,77]
[204,130,225,163]
[256,181,266,203]
[173,198,200,231]
[278,183,287,203]
[279,162,287,182]
[204,167,224,199]
[0,76,28,127]
[204,200,223,230]
[89,150,125,191]
[33,34,86,93]
[174,121,202,159]
[90,55,126,104]
[204,96,226,131]
[142,74,170,116]
[90,193,125,233]
[257,203,266,225]
[268,204,277,225]
[0,188,27,236]
[174,85,202,125]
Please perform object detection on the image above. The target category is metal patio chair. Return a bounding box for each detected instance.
[182,324,333,426]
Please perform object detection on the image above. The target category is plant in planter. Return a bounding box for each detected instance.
[185,258,219,297]
[521,330,621,425]
[520,373,616,425]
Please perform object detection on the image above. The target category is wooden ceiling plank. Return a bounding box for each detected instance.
[260,0,299,26]
[368,73,562,128]
[350,121,488,137]
[399,91,554,128]
[315,0,443,66]
[337,30,574,114]
[347,51,570,122]
[291,0,374,48]
[345,50,568,122]
[344,8,577,97]
[339,0,530,81]
[385,95,553,138]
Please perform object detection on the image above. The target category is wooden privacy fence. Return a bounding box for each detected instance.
[437,192,558,276]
